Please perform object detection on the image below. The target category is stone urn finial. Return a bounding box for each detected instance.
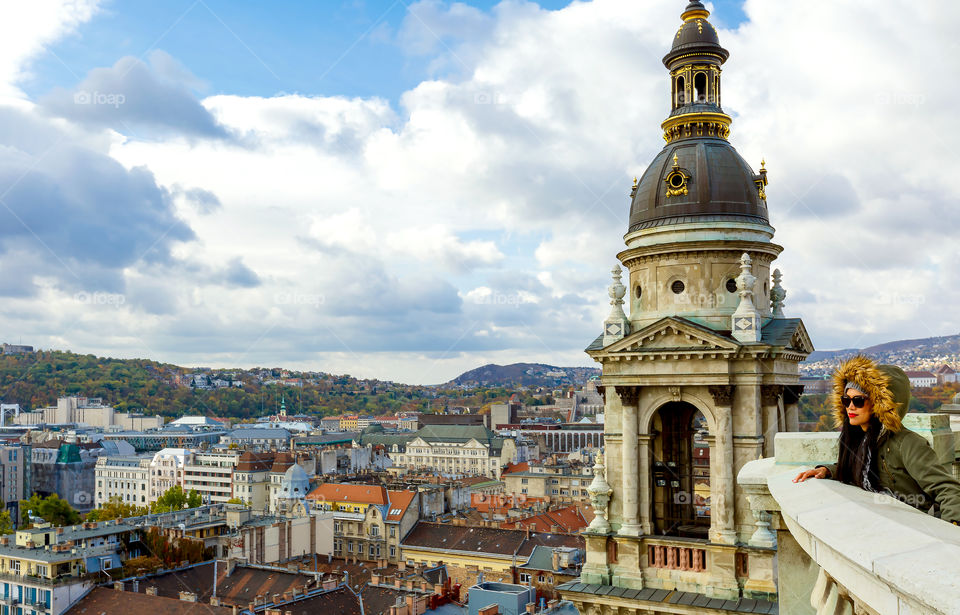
[770,268,786,318]
[586,450,613,533]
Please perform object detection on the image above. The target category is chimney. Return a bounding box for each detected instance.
[551,550,560,572]
[179,591,197,602]
[232,607,238,615]
[479,606,499,615]
[211,597,221,606]
[113,581,124,592]
[398,560,406,571]
[146,587,158,596]
[371,572,380,585]
[526,604,536,614]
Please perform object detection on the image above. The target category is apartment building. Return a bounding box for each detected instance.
[366,425,536,479]
[306,483,418,563]
[183,450,240,505]
[0,445,25,521]
[148,448,189,502]
[501,461,594,505]
[94,455,151,507]
[13,396,163,430]
[232,451,276,512]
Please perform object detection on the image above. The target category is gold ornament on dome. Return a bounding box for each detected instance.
[664,156,691,198]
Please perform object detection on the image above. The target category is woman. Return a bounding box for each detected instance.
[794,355,960,524]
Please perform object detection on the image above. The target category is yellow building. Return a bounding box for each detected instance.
[306,483,418,563]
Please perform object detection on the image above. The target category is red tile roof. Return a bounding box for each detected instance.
[500,505,590,534]
[308,483,388,505]
[500,462,529,475]
[386,490,417,521]
[66,587,233,615]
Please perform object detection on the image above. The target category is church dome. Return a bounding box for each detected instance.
[665,3,728,66]
[628,140,769,233]
[280,464,310,497]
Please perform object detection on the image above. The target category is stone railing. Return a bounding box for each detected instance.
[738,414,960,615]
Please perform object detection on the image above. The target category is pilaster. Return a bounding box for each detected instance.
[616,386,642,537]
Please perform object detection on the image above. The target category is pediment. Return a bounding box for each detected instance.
[790,321,815,354]
[603,317,739,354]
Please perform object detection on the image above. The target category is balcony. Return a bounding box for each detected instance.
[737,417,960,615]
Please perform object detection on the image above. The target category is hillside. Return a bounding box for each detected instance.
[447,363,600,388]
[0,350,499,419]
[801,333,960,375]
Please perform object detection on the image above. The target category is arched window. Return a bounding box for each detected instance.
[650,402,711,538]
[676,76,686,106]
[694,73,708,103]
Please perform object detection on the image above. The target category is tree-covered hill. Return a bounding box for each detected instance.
[0,350,523,420]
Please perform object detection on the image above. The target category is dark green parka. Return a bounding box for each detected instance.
[820,356,960,524]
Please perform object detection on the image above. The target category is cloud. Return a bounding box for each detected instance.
[39,50,226,137]
[4,0,960,383]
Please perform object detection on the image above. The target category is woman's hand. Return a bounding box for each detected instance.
[793,467,828,482]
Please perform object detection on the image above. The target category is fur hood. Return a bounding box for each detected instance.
[831,355,911,432]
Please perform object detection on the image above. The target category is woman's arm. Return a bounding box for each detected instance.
[900,432,960,524]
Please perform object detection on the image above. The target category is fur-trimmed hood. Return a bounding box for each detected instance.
[831,355,911,432]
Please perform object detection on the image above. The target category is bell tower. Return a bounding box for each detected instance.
[558,3,814,613]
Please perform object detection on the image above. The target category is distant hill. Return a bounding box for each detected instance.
[447,363,600,388]
[802,333,960,375]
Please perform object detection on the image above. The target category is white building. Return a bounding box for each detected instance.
[183,450,239,505]
[905,371,937,388]
[95,455,151,507]
[13,396,163,430]
[148,448,189,502]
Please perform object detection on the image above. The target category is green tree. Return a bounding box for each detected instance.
[19,494,81,527]
[151,486,203,513]
[0,511,13,535]
[86,496,148,521]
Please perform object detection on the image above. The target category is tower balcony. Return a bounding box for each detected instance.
[737,415,960,615]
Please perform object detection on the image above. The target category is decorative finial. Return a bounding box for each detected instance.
[760,158,766,172]
[630,176,638,199]
[602,265,630,346]
[672,153,679,168]
[731,253,761,343]
[770,269,786,318]
[586,449,613,534]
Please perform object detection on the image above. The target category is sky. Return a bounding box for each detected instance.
[0,0,957,384]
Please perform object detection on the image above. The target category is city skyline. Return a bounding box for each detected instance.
[0,0,956,384]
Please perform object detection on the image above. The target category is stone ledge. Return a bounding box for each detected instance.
[739,431,960,615]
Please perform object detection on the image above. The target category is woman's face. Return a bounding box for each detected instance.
[844,387,873,429]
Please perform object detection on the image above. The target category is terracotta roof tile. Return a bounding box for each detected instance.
[386,491,417,521]
[307,483,388,505]
[67,586,233,615]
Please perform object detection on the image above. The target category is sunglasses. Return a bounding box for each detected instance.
[841,395,868,408]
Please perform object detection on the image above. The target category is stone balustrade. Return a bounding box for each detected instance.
[738,415,960,615]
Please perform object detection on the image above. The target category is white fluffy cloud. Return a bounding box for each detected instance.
[2,0,959,383]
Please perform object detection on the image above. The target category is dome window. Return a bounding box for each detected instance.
[671,280,685,294]
[695,73,708,103]
[635,284,642,299]
[676,76,686,105]
[725,278,737,293]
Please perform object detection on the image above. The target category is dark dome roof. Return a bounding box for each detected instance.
[664,4,728,67]
[628,139,768,233]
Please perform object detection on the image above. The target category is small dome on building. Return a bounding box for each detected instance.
[280,464,310,497]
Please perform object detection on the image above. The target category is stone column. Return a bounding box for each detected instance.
[784,385,802,432]
[708,385,737,545]
[760,385,783,458]
[637,434,653,535]
[617,386,641,537]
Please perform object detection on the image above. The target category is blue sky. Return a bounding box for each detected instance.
[3,0,956,383]
[25,0,749,104]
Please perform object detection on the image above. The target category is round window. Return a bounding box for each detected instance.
[669,174,685,189]
[635,285,642,299]
[725,278,737,293]
[671,280,685,294]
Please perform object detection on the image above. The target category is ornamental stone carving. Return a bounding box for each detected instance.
[615,386,640,407]
[586,451,614,534]
[761,385,783,406]
[708,385,734,406]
